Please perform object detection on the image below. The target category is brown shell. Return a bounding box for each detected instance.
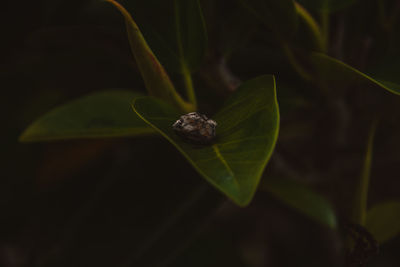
[172,112,217,144]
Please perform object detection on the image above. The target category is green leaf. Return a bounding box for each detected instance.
[132,75,280,206]
[104,0,193,112]
[296,0,357,12]
[309,53,400,95]
[121,0,207,74]
[115,0,207,107]
[174,0,207,73]
[294,2,325,51]
[238,0,298,40]
[366,201,400,243]
[173,0,207,106]
[370,53,400,89]
[19,90,154,142]
[261,177,337,228]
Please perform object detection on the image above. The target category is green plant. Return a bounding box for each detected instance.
[19,0,400,265]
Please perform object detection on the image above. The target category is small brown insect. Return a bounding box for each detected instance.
[172,112,217,144]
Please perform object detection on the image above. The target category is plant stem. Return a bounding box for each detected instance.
[294,2,325,52]
[353,120,378,226]
[282,43,312,82]
[182,65,197,108]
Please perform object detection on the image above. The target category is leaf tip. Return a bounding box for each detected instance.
[18,126,34,143]
[18,132,28,143]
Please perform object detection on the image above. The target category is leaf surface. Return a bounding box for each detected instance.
[309,53,400,95]
[262,177,337,228]
[366,201,400,243]
[132,75,280,206]
[20,90,154,142]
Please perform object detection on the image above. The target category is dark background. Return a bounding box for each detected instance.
[2,0,400,266]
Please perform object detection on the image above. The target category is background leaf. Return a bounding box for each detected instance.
[20,90,154,142]
[122,0,207,74]
[261,177,337,228]
[133,75,280,206]
[296,0,357,12]
[366,201,400,243]
[293,1,325,51]
[104,0,193,112]
[174,0,207,72]
[370,52,400,91]
[309,53,400,95]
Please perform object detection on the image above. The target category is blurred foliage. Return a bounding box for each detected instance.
[19,90,153,141]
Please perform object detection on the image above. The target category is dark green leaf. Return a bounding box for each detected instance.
[132,75,280,206]
[309,53,400,95]
[104,0,193,112]
[293,2,325,51]
[19,90,154,142]
[238,0,298,40]
[377,80,400,93]
[296,0,357,12]
[121,0,207,74]
[366,201,400,243]
[261,177,337,228]
[174,0,207,72]
[370,53,400,88]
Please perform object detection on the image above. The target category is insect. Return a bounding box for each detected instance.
[172,112,217,145]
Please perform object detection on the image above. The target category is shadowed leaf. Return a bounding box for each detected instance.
[366,201,400,243]
[309,53,400,95]
[371,53,400,92]
[262,177,337,228]
[174,0,207,72]
[121,0,207,74]
[20,90,154,142]
[132,75,280,206]
[104,0,193,112]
